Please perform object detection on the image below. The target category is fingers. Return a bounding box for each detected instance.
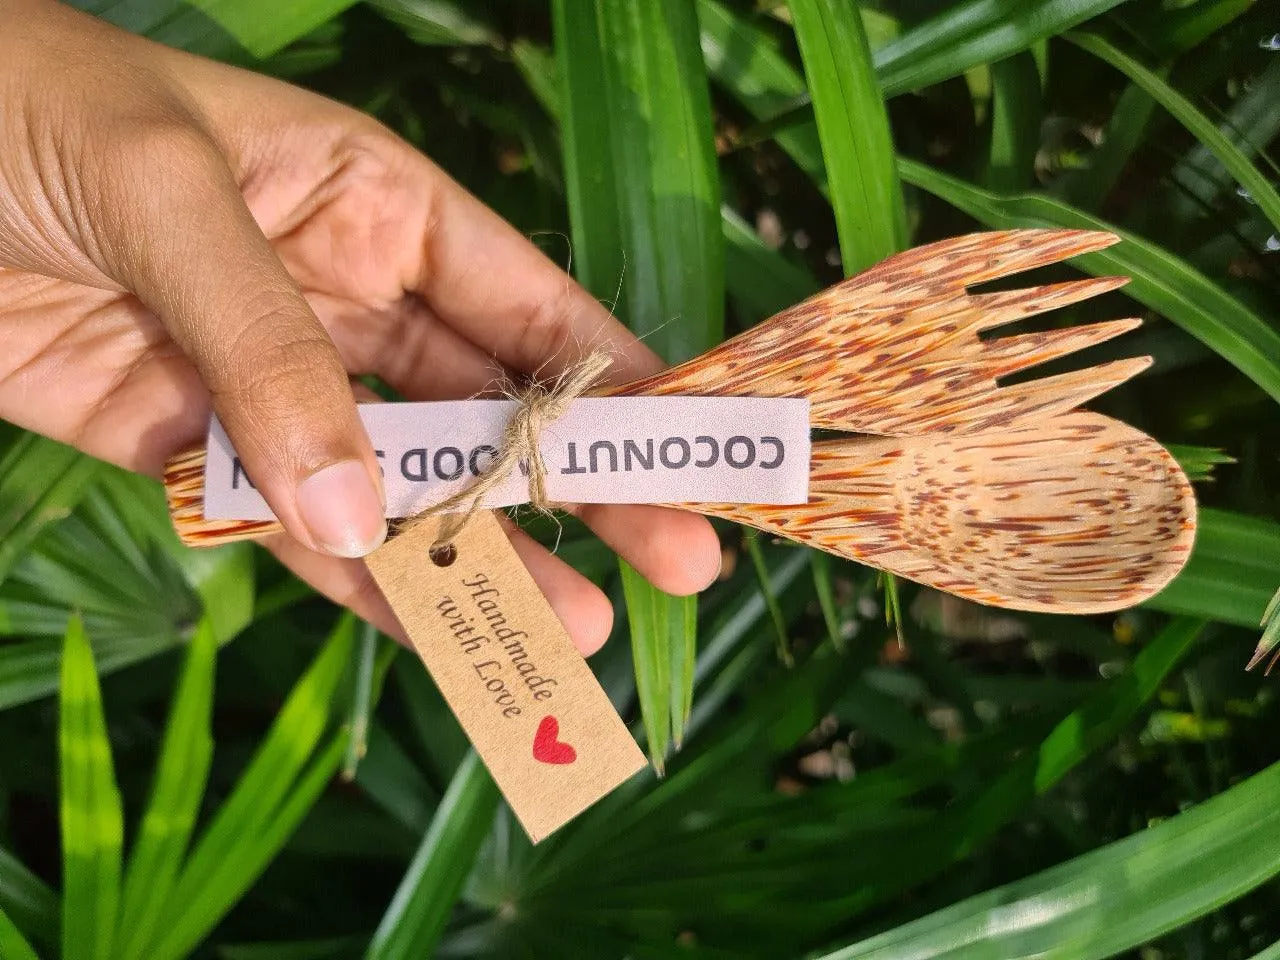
[395,153,667,388]
[263,512,615,656]
[264,534,406,640]
[310,292,508,401]
[571,504,722,596]
[148,51,664,387]
[95,120,387,558]
[502,518,615,656]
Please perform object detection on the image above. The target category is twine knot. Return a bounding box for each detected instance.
[400,349,614,553]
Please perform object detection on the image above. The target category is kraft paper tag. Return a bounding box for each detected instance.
[204,396,810,521]
[365,510,647,843]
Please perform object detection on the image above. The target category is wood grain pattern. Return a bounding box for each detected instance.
[697,412,1195,613]
[164,447,281,546]
[609,229,1146,434]
[160,229,1197,613]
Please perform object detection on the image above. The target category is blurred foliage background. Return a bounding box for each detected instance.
[2,0,1280,957]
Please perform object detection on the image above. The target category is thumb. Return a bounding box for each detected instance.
[103,121,385,556]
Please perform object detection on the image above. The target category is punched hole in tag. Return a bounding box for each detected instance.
[429,543,458,567]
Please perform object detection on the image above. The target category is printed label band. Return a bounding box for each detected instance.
[203,396,810,520]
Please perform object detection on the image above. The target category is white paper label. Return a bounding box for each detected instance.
[203,397,810,521]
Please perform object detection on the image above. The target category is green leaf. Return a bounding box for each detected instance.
[809,552,843,652]
[512,39,562,120]
[0,430,99,586]
[59,615,123,960]
[743,532,791,666]
[1250,586,1280,672]
[1059,81,1158,210]
[986,52,1041,192]
[1146,508,1280,628]
[356,722,438,834]
[668,585,697,750]
[115,618,217,960]
[368,0,499,46]
[366,751,499,959]
[171,539,255,651]
[0,472,252,710]
[798,618,1203,924]
[697,0,825,180]
[897,158,1280,406]
[1032,618,1204,791]
[392,656,470,790]
[721,206,821,323]
[1160,58,1280,222]
[70,0,346,61]
[1165,443,1235,483]
[182,0,357,58]
[513,31,820,335]
[218,937,365,960]
[1127,0,1254,56]
[789,0,906,270]
[0,906,40,960]
[0,846,57,949]
[147,616,356,960]
[704,0,1127,173]
[620,560,673,769]
[554,0,723,764]
[554,0,723,362]
[818,755,1280,959]
[342,621,383,780]
[1069,32,1280,236]
[874,0,1129,99]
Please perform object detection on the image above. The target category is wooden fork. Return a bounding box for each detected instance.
[612,228,1144,435]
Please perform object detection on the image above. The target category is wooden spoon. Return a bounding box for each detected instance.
[699,412,1196,613]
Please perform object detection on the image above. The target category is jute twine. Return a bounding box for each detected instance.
[397,349,613,553]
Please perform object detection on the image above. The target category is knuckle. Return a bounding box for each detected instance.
[333,126,407,171]
[209,316,346,419]
[516,292,575,372]
[338,564,384,617]
[103,115,217,177]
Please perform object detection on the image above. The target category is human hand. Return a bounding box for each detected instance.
[0,0,721,653]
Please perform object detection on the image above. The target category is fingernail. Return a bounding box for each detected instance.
[296,460,387,557]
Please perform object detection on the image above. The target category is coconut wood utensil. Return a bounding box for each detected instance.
[696,412,1195,613]
[165,411,1195,613]
[161,228,1195,613]
[610,228,1147,435]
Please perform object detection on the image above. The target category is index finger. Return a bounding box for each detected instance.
[166,50,663,387]
[397,152,666,387]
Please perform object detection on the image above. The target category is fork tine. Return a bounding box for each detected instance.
[816,230,1122,309]
[947,229,1121,289]
[968,276,1130,332]
[982,318,1143,378]
[980,356,1152,428]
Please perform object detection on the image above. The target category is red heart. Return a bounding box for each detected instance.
[532,715,576,765]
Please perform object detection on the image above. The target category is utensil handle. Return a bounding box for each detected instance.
[164,446,287,546]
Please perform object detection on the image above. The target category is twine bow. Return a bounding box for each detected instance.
[398,349,614,552]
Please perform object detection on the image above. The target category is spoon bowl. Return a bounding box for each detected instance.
[699,412,1196,613]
